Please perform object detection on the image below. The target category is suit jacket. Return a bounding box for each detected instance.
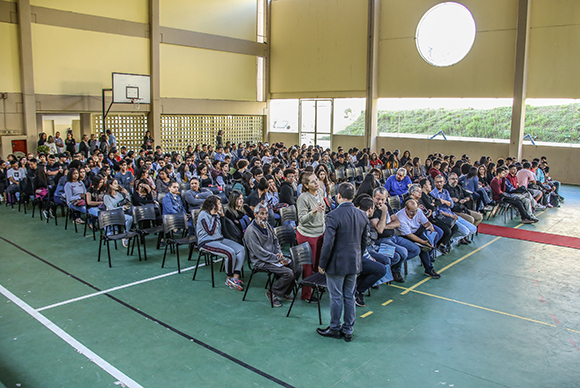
[319,201,367,276]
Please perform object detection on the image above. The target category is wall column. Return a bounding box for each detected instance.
[16,0,37,154]
[364,0,380,153]
[149,0,161,150]
[509,0,532,160]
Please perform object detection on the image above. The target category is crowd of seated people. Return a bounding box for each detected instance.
[0,132,565,308]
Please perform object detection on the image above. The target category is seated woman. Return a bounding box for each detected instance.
[86,176,106,227]
[225,190,252,232]
[103,179,134,247]
[195,163,214,188]
[461,166,492,211]
[369,152,383,168]
[64,168,87,224]
[183,177,211,210]
[155,168,174,196]
[34,164,52,219]
[196,195,245,291]
[176,163,192,184]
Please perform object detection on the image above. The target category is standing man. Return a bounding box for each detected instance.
[316,182,368,342]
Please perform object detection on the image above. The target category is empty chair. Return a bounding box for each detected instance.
[387,195,402,212]
[279,205,298,227]
[132,204,164,260]
[97,208,141,268]
[161,213,197,273]
[286,242,327,324]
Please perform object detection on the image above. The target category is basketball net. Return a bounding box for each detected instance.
[131,98,142,110]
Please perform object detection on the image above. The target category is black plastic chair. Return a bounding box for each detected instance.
[279,205,297,226]
[274,224,297,248]
[388,195,402,212]
[286,242,327,324]
[133,204,164,260]
[241,239,276,307]
[345,168,355,183]
[97,208,141,268]
[335,169,346,182]
[161,213,197,273]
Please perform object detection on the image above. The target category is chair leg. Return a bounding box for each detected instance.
[286,284,302,318]
[65,208,69,230]
[210,254,215,287]
[269,274,275,308]
[142,235,148,261]
[316,288,323,325]
[162,244,169,268]
[98,236,103,262]
[106,240,112,268]
[176,245,181,274]
[136,237,142,262]
[242,271,255,301]
[192,251,203,281]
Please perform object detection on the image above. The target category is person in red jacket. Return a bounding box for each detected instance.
[490,167,536,224]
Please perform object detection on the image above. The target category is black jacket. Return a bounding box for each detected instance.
[445,183,473,212]
[319,202,368,276]
[279,181,296,206]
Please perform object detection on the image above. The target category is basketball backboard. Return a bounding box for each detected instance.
[112,73,151,104]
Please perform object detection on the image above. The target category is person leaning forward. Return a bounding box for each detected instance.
[316,182,368,342]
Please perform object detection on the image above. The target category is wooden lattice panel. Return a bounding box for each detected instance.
[92,114,148,152]
[160,115,263,153]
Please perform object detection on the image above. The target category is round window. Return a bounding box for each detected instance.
[415,2,476,67]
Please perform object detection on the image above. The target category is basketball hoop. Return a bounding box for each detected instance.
[131,98,142,110]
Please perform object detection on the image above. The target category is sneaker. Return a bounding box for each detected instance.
[522,218,535,224]
[534,204,546,210]
[282,294,294,302]
[393,272,405,283]
[42,210,49,219]
[546,203,553,208]
[266,291,282,307]
[424,269,441,279]
[74,218,85,224]
[49,210,55,218]
[306,295,319,303]
[226,278,243,291]
[122,238,129,248]
[355,293,366,307]
[483,205,494,212]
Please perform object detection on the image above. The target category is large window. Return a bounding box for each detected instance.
[376,98,512,140]
[525,99,580,144]
[415,2,476,67]
[333,98,366,135]
[269,99,299,133]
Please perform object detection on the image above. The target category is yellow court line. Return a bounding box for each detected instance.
[361,311,373,318]
[400,236,502,295]
[382,299,393,306]
[409,288,557,328]
[567,328,580,334]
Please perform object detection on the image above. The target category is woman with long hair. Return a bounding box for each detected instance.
[197,195,245,291]
[142,130,154,150]
[399,150,411,167]
[37,132,47,146]
[369,152,383,168]
[225,190,251,232]
[103,179,133,247]
[296,171,326,303]
[64,168,87,224]
[315,164,331,198]
[356,172,376,198]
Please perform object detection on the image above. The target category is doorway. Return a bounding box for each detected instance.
[299,99,332,150]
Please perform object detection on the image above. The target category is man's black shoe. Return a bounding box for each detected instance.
[341,330,352,342]
[316,327,341,339]
[424,269,441,279]
[393,272,405,283]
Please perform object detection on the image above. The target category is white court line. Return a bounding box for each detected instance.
[0,284,143,388]
[37,261,214,312]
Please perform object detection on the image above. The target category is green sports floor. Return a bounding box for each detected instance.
[1,186,580,388]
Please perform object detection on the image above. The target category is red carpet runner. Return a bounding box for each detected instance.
[478,223,580,250]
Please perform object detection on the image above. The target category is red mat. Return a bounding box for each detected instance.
[478,223,580,250]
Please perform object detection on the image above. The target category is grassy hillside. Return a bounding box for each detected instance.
[338,104,580,143]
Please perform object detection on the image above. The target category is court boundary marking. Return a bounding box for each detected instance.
[0,284,143,388]
[0,235,296,388]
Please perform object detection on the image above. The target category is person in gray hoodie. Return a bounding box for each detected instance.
[196,195,245,291]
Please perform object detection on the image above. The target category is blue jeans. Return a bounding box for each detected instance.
[357,257,387,294]
[326,273,357,335]
[455,216,477,238]
[376,235,421,269]
[367,245,402,274]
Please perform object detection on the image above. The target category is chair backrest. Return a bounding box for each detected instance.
[274,224,297,247]
[388,195,402,211]
[98,208,126,230]
[335,169,345,181]
[279,204,297,225]
[224,184,233,199]
[158,192,167,205]
[328,184,337,197]
[345,168,355,180]
[162,213,187,234]
[179,182,190,192]
[382,169,390,181]
[290,242,313,267]
[390,168,397,175]
[363,166,372,173]
[133,203,157,224]
[355,167,363,177]
[190,208,201,229]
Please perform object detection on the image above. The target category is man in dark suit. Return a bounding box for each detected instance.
[317,182,368,342]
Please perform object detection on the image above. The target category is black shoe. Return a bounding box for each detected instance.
[355,292,366,307]
[424,269,441,279]
[371,285,379,289]
[316,326,341,339]
[341,330,352,342]
[281,294,293,302]
[437,245,448,255]
[393,272,405,283]
[266,291,282,307]
[306,295,319,304]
